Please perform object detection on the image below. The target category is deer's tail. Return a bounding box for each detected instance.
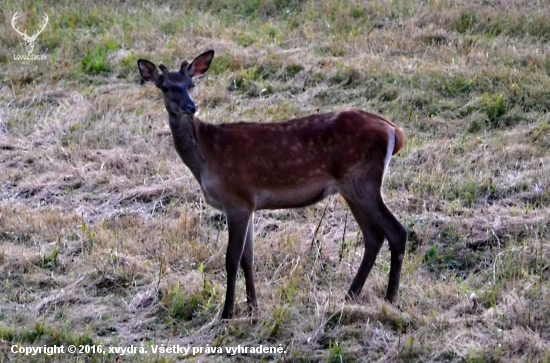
[392,125,406,155]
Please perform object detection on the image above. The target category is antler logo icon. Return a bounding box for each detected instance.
[11,11,49,54]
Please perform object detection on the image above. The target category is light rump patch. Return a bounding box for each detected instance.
[138,50,407,319]
[384,127,396,176]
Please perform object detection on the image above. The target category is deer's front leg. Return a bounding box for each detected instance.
[221,209,252,319]
[240,216,257,311]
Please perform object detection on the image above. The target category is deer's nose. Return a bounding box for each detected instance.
[186,104,197,114]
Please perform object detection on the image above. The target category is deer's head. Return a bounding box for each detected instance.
[137,50,214,116]
[12,12,49,54]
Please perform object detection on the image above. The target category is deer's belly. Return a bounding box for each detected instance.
[201,169,338,211]
[253,183,338,210]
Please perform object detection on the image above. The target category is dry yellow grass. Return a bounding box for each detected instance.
[1,0,549,362]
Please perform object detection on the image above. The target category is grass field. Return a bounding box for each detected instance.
[1,0,550,361]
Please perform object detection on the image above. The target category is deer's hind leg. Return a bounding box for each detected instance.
[340,175,407,302]
[344,198,386,300]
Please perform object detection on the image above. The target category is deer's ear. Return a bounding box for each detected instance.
[188,50,214,78]
[138,59,160,83]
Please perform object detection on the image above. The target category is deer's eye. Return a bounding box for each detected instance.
[191,82,195,88]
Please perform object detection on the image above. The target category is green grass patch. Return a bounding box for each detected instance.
[481,92,508,128]
[82,46,112,75]
[208,54,245,74]
[117,53,147,79]
[444,178,497,207]
[165,289,205,321]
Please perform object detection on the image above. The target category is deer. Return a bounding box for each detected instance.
[11,11,49,54]
[137,50,408,319]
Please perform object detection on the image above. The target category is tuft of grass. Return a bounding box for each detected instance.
[481,92,508,128]
[164,287,205,321]
[262,307,291,341]
[326,340,344,363]
[82,46,112,75]
[117,53,147,78]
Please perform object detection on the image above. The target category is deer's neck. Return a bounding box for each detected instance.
[168,113,204,183]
